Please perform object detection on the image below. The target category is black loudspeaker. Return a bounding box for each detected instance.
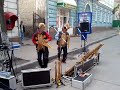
[21,68,52,89]
[80,22,89,33]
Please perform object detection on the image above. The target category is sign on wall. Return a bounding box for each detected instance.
[78,12,92,34]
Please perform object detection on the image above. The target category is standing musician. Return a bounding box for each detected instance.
[32,23,52,68]
[55,25,70,63]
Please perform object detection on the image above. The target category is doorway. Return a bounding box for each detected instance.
[57,8,73,35]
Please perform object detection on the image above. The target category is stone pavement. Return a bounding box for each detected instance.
[16,30,120,90]
[13,29,118,71]
[0,29,119,90]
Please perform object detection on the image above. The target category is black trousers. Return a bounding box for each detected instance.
[58,45,67,62]
[37,47,49,68]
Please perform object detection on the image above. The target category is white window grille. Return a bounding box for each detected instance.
[100,8,102,22]
[95,4,98,21]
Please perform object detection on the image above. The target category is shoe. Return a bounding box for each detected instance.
[62,60,66,63]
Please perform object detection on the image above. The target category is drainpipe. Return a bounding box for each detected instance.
[17,0,20,42]
[0,0,7,44]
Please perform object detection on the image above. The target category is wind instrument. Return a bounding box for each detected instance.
[37,34,52,51]
[55,61,64,87]
[59,33,70,48]
[60,33,67,46]
[80,44,104,63]
[64,44,104,76]
[52,23,70,48]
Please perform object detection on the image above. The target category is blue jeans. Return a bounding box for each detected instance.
[20,31,24,42]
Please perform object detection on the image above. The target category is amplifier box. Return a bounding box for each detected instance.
[21,68,52,89]
[72,73,92,90]
[0,74,16,90]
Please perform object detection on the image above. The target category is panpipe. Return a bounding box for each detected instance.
[55,61,63,87]
[59,33,70,48]
[37,34,52,51]
[65,44,104,76]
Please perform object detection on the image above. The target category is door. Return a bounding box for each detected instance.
[68,17,73,35]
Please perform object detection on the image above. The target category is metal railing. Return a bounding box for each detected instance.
[0,45,14,72]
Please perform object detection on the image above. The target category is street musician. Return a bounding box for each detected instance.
[55,25,70,63]
[32,23,52,68]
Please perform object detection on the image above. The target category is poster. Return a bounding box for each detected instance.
[78,12,92,34]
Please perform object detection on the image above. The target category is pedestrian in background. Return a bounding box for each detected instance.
[32,23,52,68]
[20,21,25,44]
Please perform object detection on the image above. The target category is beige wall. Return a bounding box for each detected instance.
[19,0,35,36]
[35,0,46,27]
[36,0,46,19]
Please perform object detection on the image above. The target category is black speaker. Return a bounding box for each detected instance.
[21,68,52,89]
[80,22,89,33]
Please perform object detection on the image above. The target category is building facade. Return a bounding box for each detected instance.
[47,0,114,36]
[77,0,114,28]
[19,0,46,37]
[47,0,77,36]
[19,0,114,38]
[19,0,36,37]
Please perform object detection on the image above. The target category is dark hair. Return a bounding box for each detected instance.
[20,21,23,23]
[63,26,67,30]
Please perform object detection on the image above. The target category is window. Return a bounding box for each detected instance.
[104,10,106,22]
[107,13,109,23]
[100,8,102,22]
[95,5,98,21]
[110,14,113,23]
[57,8,70,28]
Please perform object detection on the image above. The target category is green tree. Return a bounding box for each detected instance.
[0,0,7,44]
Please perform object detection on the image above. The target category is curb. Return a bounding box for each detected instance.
[14,34,118,73]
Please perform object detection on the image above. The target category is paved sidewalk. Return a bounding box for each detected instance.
[16,30,120,90]
[14,29,117,61]
[11,29,118,71]
[0,29,119,90]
